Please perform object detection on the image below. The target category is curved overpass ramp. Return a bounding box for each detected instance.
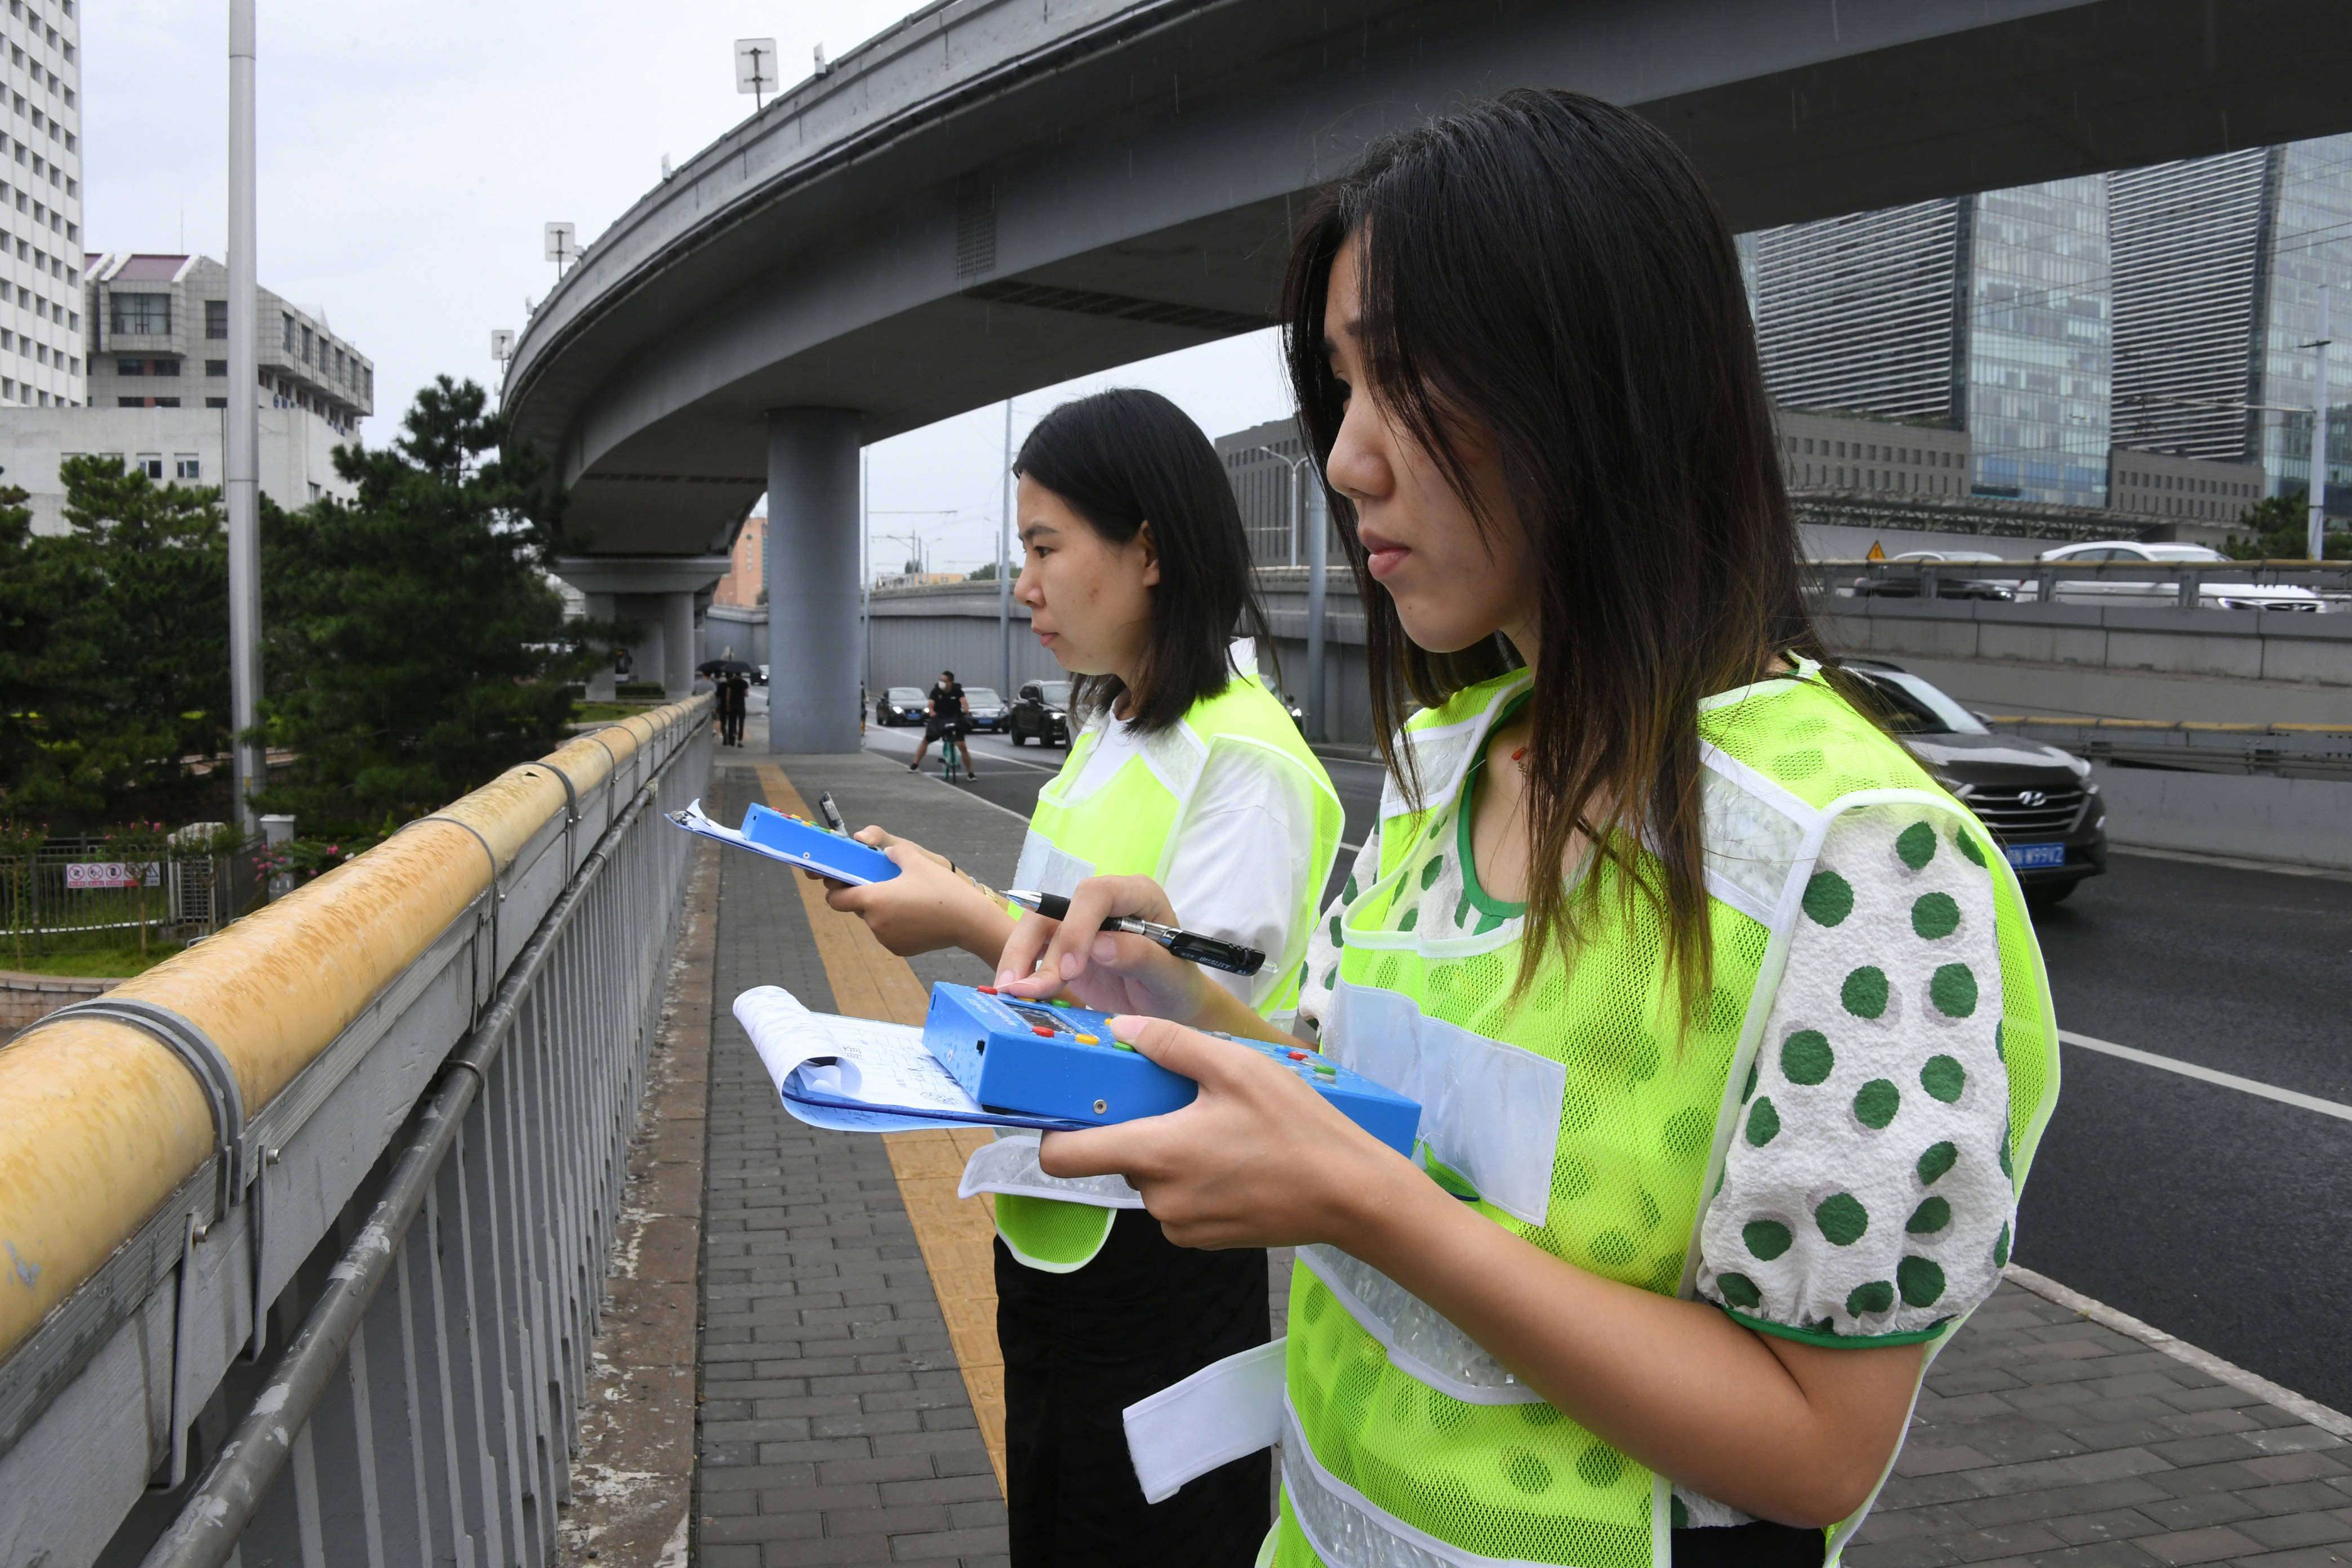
[504,0,2352,748]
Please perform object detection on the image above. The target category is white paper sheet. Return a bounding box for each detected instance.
[732,986,1089,1134]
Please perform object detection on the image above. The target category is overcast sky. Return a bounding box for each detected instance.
[82,1,1295,576]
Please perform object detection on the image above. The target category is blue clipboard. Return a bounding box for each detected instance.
[666,799,903,884]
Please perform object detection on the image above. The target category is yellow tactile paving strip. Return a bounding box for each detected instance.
[753,765,1009,1494]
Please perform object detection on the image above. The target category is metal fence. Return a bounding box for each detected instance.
[0,701,711,1568]
[0,841,243,958]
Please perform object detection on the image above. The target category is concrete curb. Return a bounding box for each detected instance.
[2005,1264,2352,1440]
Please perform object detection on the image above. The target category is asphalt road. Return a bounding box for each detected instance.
[852,721,2352,1412]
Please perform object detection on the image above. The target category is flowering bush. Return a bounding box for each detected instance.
[253,836,372,887]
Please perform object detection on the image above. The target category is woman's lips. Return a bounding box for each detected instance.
[1360,531,1410,578]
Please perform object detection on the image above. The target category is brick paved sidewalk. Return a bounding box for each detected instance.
[1849,1279,2352,1567]
[682,749,2351,1568]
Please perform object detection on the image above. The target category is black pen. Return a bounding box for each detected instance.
[817,791,848,835]
[1004,889,1266,976]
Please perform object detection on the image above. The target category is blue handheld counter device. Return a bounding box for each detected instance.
[920,982,1420,1155]
[740,801,901,884]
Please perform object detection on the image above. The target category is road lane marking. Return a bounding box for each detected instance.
[2059,1030,2352,1124]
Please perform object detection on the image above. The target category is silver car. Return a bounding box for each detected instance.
[2036,541,2324,611]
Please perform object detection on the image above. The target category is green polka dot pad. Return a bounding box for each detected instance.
[1699,800,2014,1343]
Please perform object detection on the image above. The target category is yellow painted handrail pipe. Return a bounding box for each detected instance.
[0,697,711,1364]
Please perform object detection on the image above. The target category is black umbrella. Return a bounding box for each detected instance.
[698,658,755,676]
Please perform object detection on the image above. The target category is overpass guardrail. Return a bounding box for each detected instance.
[0,695,714,1567]
[1979,716,2352,782]
[1807,556,2352,609]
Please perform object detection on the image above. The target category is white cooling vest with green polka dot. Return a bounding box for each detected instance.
[1272,666,2061,1568]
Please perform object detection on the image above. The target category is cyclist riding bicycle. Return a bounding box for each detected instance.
[908,668,982,780]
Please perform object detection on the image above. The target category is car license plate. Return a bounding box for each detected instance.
[2004,843,2066,870]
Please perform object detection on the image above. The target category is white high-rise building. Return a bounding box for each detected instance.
[0,0,82,407]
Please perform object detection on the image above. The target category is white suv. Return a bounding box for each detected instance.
[2035,541,2324,611]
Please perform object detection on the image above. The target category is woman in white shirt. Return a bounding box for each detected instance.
[826,387,1342,1565]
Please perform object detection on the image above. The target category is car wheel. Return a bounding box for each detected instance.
[2024,883,2077,910]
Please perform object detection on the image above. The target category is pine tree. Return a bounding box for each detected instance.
[257,376,616,834]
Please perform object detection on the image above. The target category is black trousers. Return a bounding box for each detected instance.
[1671,1521,1826,1565]
[995,1207,1271,1567]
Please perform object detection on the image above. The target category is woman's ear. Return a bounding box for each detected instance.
[1134,520,1161,589]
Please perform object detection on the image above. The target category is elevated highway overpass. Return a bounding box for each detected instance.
[502,0,2352,748]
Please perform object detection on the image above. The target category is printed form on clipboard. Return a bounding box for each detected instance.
[733,987,1094,1134]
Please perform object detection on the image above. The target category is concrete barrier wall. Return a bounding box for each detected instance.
[2093,763,2352,871]
[846,578,2352,738]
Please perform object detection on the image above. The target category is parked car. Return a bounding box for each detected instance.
[2035,541,2324,611]
[754,663,769,686]
[1852,549,2017,602]
[963,687,1009,732]
[875,685,929,726]
[1009,679,1073,747]
[1836,658,2106,907]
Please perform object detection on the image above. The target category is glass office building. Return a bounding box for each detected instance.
[2255,135,2352,513]
[1965,178,2111,506]
[1748,181,2110,507]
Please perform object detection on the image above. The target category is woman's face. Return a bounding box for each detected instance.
[1013,475,1159,681]
[1321,234,1539,658]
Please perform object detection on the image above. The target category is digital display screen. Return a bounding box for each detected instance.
[1004,1003,1066,1034]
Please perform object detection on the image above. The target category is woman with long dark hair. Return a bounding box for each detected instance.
[999,92,2060,1567]
[826,387,1343,1564]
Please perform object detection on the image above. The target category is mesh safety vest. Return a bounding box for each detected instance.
[961,670,1346,1272]
[1250,666,2061,1568]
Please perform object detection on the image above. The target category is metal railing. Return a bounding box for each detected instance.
[0,698,711,1568]
[1810,556,2352,609]
[1979,716,2352,782]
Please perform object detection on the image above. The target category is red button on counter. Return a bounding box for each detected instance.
[1288,1050,1309,1061]
[1032,1026,1055,1037]
[977,985,998,995]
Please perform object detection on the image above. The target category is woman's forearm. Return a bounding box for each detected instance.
[1335,1161,1921,1527]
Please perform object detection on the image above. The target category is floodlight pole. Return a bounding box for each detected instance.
[2312,287,2332,561]
[1306,474,1329,743]
[226,0,263,837]
[999,399,1014,699]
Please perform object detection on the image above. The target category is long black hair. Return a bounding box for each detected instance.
[1014,387,1273,734]
[1282,88,1828,997]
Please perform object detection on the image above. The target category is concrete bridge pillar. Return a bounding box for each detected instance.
[584,592,619,701]
[764,408,862,753]
[662,590,698,699]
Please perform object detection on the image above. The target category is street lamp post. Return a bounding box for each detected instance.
[226,0,262,838]
[1247,444,1329,741]
[1000,399,1015,700]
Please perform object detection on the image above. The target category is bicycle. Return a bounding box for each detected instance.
[938,726,969,783]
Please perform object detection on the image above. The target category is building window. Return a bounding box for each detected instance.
[117,395,140,407]
[110,291,168,335]
[116,357,143,375]
[137,454,163,479]
[282,313,295,352]
[300,324,313,364]
[152,358,180,377]
[154,397,180,408]
[175,455,200,480]
[204,359,226,377]
[204,396,226,409]
[205,299,226,338]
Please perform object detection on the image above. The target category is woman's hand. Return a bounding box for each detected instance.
[816,827,1014,961]
[1036,1013,1420,1251]
[993,874,1224,1023]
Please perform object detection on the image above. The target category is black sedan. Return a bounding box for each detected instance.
[1838,659,2107,907]
[1009,679,1073,747]
[875,686,928,726]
